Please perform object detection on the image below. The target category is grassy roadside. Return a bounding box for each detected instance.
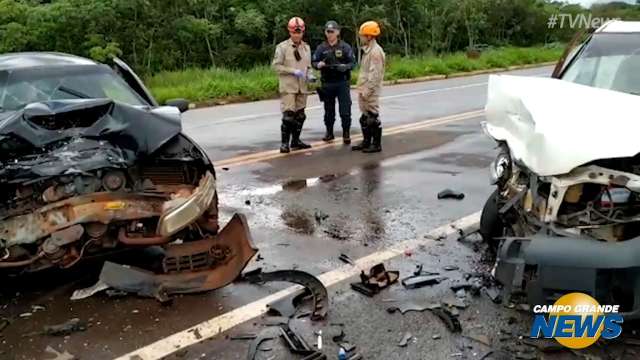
[146,45,563,105]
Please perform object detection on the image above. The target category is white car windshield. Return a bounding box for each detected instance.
[0,66,148,111]
[563,33,640,95]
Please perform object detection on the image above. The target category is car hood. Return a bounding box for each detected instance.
[484,75,640,176]
[0,99,182,183]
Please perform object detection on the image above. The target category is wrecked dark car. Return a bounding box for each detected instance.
[0,53,256,293]
[480,21,640,316]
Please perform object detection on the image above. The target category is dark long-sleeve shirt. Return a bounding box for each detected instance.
[312,40,355,83]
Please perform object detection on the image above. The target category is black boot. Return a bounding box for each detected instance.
[322,128,335,142]
[363,126,382,153]
[342,128,351,145]
[280,111,295,153]
[280,123,290,153]
[352,114,371,151]
[291,128,312,149]
[291,110,311,150]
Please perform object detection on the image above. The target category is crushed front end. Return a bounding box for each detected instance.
[492,155,640,318]
[0,99,256,293]
[482,74,640,317]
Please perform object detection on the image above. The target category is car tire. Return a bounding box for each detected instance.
[480,189,503,248]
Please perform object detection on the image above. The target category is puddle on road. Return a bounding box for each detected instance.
[217,164,421,247]
[234,174,346,197]
[281,207,316,234]
[424,152,493,168]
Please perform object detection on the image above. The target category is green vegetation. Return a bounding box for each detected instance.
[1,0,638,104]
[147,45,563,104]
[2,0,639,76]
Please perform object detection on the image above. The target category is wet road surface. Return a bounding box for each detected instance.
[2,66,637,360]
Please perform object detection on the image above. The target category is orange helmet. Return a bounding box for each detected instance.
[288,17,305,33]
[359,21,381,37]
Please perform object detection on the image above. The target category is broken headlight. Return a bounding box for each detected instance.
[157,171,217,237]
[490,146,512,186]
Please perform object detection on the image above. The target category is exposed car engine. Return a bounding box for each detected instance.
[0,99,219,272]
[498,156,640,243]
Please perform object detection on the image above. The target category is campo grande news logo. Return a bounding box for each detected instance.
[530,292,623,349]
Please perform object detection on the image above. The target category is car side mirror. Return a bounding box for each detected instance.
[165,99,190,113]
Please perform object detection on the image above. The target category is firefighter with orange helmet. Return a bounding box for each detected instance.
[272,17,312,153]
[352,21,385,153]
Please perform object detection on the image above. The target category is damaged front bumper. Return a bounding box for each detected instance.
[496,235,640,319]
[0,172,216,250]
[73,213,258,302]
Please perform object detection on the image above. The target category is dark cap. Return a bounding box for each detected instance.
[325,21,340,31]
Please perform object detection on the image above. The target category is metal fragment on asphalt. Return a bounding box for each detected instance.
[44,346,75,360]
[71,280,110,301]
[398,332,413,347]
[442,295,468,309]
[387,301,441,315]
[484,287,502,304]
[464,334,491,346]
[401,274,444,289]
[437,189,465,200]
[230,333,257,341]
[244,269,329,321]
[338,253,356,265]
[42,318,87,336]
[432,307,462,333]
[246,328,276,360]
[350,263,399,297]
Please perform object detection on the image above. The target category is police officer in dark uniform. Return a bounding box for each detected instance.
[312,21,356,144]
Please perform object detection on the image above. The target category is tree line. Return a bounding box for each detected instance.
[1,0,639,75]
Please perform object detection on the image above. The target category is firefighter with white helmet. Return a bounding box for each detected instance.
[272,17,312,153]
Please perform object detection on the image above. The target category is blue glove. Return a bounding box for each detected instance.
[293,69,305,78]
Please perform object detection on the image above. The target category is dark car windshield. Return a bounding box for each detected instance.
[0,65,148,111]
[562,33,640,95]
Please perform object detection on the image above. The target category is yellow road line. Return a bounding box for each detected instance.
[213,109,484,168]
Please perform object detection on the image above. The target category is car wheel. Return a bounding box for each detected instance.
[480,189,503,248]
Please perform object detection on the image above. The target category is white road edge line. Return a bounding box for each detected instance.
[115,211,481,360]
[186,82,488,128]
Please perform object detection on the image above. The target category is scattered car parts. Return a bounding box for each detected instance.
[387,301,441,315]
[413,264,439,276]
[44,346,75,360]
[338,253,356,266]
[350,263,399,297]
[246,328,276,360]
[0,317,9,333]
[266,289,309,318]
[280,324,314,355]
[302,352,327,360]
[243,269,328,320]
[398,332,413,347]
[42,318,87,337]
[438,189,465,200]
[401,274,444,289]
[442,296,468,309]
[431,307,462,333]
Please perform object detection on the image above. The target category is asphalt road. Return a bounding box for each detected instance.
[3,65,636,360]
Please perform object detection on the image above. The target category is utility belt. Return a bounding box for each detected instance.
[320,75,350,84]
[317,80,350,102]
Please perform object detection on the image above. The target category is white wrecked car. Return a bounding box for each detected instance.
[480,20,640,316]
